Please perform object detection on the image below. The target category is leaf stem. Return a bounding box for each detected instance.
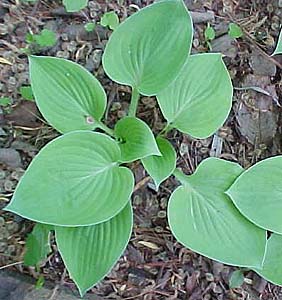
[173,168,187,184]
[96,121,115,137]
[128,87,140,117]
[159,123,173,137]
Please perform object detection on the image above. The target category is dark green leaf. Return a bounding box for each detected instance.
[20,86,34,101]
[229,270,244,288]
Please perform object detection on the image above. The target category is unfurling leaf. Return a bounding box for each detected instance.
[115,117,161,163]
[142,137,176,189]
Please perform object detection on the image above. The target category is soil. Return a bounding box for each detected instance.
[0,0,282,299]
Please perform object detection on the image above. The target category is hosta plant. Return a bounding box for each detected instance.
[6,0,281,296]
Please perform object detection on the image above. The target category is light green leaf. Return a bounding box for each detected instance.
[102,0,193,96]
[100,12,119,30]
[84,22,96,32]
[229,270,244,288]
[29,56,106,133]
[254,234,282,285]
[0,97,11,106]
[141,137,176,189]
[228,23,243,39]
[204,23,215,41]
[272,27,282,56]
[34,29,57,47]
[157,53,233,138]
[63,0,88,12]
[20,85,34,101]
[115,117,161,163]
[168,158,266,268]
[24,223,52,266]
[56,203,133,297]
[5,131,134,226]
[227,156,282,234]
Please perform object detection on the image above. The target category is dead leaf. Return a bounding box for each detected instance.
[137,241,159,250]
[0,57,12,65]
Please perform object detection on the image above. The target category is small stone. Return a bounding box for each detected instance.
[56,50,70,59]
[0,24,8,35]
[0,170,6,179]
[66,41,77,52]
[211,35,238,59]
[6,222,19,233]
[0,148,22,168]
[250,50,276,76]
[92,49,102,69]
[0,241,7,252]
[157,210,166,219]
[4,180,14,192]
[0,217,5,226]
[205,273,214,282]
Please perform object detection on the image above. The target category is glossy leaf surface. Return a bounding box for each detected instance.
[56,203,133,296]
[29,56,106,133]
[142,137,176,188]
[115,117,160,163]
[157,53,233,138]
[5,131,134,226]
[227,156,282,234]
[168,158,266,267]
[102,0,193,96]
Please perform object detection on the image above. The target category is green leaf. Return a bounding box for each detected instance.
[34,29,57,47]
[63,0,88,12]
[272,27,282,56]
[141,137,176,189]
[24,223,52,266]
[102,0,193,96]
[168,158,266,268]
[229,270,244,288]
[84,22,96,32]
[35,275,45,289]
[157,53,233,138]
[254,234,282,285]
[25,32,35,44]
[204,23,215,41]
[0,97,11,106]
[29,56,106,133]
[20,86,34,101]
[115,117,161,163]
[228,23,243,39]
[5,131,134,226]
[227,156,282,234]
[100,12,119,30]
[56,203,133,297]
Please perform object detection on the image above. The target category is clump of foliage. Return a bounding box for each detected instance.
[5,0,282,296]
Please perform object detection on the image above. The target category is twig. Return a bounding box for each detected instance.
[134,176,150,192]
[0,261,23,270]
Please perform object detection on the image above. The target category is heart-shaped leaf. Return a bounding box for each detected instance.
[272,27,282,56]
[5,131,134,226]
[24,223,53,267]
[115,117,161,163]
[157,53,233,138]
[142,137,176,189]
[227,156,282,234]
[29,56,106,133]
[63,0,88,12]
[102,0,193,96]
[56,203,133,296]
[168,158,266,268]
[254,234,282,285]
